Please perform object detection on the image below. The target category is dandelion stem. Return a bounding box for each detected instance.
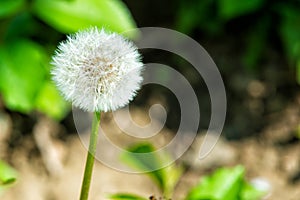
[80,111,101,200]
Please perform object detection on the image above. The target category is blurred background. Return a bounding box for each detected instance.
[0,0,299,199]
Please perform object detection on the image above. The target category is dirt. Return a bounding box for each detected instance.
[0,95,300,200]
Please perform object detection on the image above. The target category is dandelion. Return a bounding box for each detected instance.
[51,27,143,200]
[51,27,143,112]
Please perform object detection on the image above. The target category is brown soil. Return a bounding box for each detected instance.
[0,95,300,200]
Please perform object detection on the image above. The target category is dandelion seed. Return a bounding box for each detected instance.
[51,27,143,112]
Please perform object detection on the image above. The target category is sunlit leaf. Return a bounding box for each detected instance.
[186,166,245,200]
[0,0,25,18]
[0,40,48,113]
[121,143,183,196]
[35,81,70,120]
[162,160,183,197]
[32,0,137,36]
[0,160,17,186]
[109,193,148,200]
[121,143,165,190]
[240,181,266,200]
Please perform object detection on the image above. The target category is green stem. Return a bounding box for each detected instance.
[80,111,101,200]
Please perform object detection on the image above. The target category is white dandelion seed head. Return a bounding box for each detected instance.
[51,27,143,112]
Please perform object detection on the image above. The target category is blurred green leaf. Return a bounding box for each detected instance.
[176,1,202,33]
[163,163,183,197]
[0,40,48,113]
[0,160,17,185]
[296,124,300,139]
[32,0,137,36]
[4,12,42,40]
[0,0,25,18]
[242,17,270,71]
[218,0,265,20]
[279,5,300,61]
[278,5,300,84]
[186,166,245,200]
[35,81,70,120]
[109,193,148,200]
[176,0,224,35]
[121,143,165,190]
[240,181,266,200]
[121,143,183,197]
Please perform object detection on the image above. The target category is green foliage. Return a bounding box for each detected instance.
[239,181,266,200]
[35,81,70,120]
[295,124,300,139]
[0,160,17,196]
[32,0,137,35]
[176,0,300,83]
[0,160,17,185]
[0,40,48,113]
[0,39,69,119]
[0,0,25,18]
[277,3,300,83]
[278,5,300,62]
[241,17,270,71]
[0,0,137,119]
[218,0,265,20]
[176,0,224,35]
[109,193,148,200]
[120,143,183,197]
[113,143,266,200]
[186,166,265,200]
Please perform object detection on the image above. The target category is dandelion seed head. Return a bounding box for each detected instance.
[51,27,143,112]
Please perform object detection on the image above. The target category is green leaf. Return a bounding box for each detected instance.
[0,40,48,113]
[109,193,148,200]
[295,124,300,139]
[35,81,70,120]
[121,143,165,190]
[0,0,25,18]
[242,16,270,71]
[32,0,137,36]
[240,181,266,200]
[4,12,42,40]
[276,5,300,84]
[175,2,200,33]
[121,143,183,197]
[0,160,17,185]
[176,0,224,35]
[278,5,300,62]
[218,0,265,20]
[186,166,245,200]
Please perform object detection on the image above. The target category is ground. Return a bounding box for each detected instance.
[0,94,300,200]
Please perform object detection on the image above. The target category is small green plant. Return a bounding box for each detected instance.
[186,166,266,200]
[0,160,18,196]
[120,143,183,198]
[176,0,300,83]
[0,0,137,120]
[110,143,267,200]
